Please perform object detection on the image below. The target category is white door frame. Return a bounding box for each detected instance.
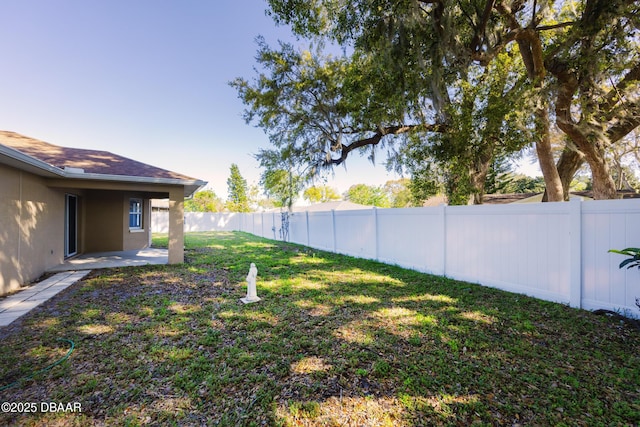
[65,194,78,257]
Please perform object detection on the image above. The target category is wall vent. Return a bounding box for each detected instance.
[64,166,85,173]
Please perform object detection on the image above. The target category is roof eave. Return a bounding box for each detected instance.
[1,145,207,197]
[0,144,65,177]
[63,171,207,197]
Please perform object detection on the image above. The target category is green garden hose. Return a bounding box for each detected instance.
[0,338,75,392]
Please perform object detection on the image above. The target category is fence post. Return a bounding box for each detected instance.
[440,204,447,277]
[332,209,337,253]
[306,211,310,246]
[373,207,379,261]
[569,198,582,308]
[273,212,277,239]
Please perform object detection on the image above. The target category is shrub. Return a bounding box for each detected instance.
[609,247,640,270]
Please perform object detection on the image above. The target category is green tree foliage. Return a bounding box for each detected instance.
[407,163,446,206]
[303,185,341,203]
[395,50,533,204]
[383,179,414,208]
[547,0,640,199]
[226,163,251,212]
[266,0,559,202]
[261,169,304,210]
[184,190,224,212]
[234,38,527,205]
[607,130,640,192]
[234,6,533,205]
[231,40,434,181]
[248,184,278,211]
[263,0,640,201]
[570,175,592,192]
[345,184,390,207]
[493,173,547,194]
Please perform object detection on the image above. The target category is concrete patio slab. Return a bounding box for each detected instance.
[47,248,169,272]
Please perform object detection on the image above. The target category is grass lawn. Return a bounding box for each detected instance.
[1,231,639,426]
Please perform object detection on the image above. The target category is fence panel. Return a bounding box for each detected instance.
[444,203,571,303]
[581,200,640,315]
[333,210,377,259]
[376,207,445,275]
[252,213,264,238]
[183,212,239,232]
[289,212,308,245]
[306,211,336,252]
[264,213,280,240]
[151,211,169,233]
[151,199,640,316]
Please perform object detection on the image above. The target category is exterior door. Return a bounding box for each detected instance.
[65,194,78,257]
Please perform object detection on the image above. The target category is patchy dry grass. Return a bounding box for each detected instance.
[1,231,639,426]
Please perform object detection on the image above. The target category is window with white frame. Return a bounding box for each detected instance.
[129,198,143,229]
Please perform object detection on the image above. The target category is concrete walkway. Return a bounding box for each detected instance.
[0,270,90,326]
[0,248,169,327]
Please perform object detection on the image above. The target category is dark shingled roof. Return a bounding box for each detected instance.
[0,130,198,181]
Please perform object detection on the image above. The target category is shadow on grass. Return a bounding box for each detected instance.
[1,231,639,426]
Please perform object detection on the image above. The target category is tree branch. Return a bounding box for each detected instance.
[515,28,545,82]
[606,101,640,144]
[470,0,496,54]
[536,21,575,31]
[471,33,519,65]
[529,0,538,29]
[602,61,640,114]
[547,58,580,138]
[324,123,444,166]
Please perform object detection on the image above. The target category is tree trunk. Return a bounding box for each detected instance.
[516,30,564,202]
[469,143,494,204]
[469,162,490,205]
[535,107,565,201]
[583,143,619,199]
[555,130,619,199]
[543,147,585,201]
[551,61,620,200]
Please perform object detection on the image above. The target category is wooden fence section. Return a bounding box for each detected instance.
[152,199,640,317]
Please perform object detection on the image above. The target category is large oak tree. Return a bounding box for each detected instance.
[240,0,639,201]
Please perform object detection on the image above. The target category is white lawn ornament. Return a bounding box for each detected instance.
[240,263,261,304]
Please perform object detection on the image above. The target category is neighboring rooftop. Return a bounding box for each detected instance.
[0,130,197,181]
[424,190,638,206]
[271,201,373,212]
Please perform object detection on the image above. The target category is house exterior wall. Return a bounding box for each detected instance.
[1,165,155,296]
[83,191,151,252]
[122,195,151,251]
[83,191,124,252]
[0,164,64,295]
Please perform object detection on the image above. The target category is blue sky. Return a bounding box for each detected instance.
[0,0,405,198]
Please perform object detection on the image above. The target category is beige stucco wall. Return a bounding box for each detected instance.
[0,164,64,295]
[122,195,151,251]
[82,191,151,253]
[1,166,156,296]
[83,191,124,252]
[1,160,183,296]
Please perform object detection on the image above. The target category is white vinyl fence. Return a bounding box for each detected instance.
[152,199,640,317]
